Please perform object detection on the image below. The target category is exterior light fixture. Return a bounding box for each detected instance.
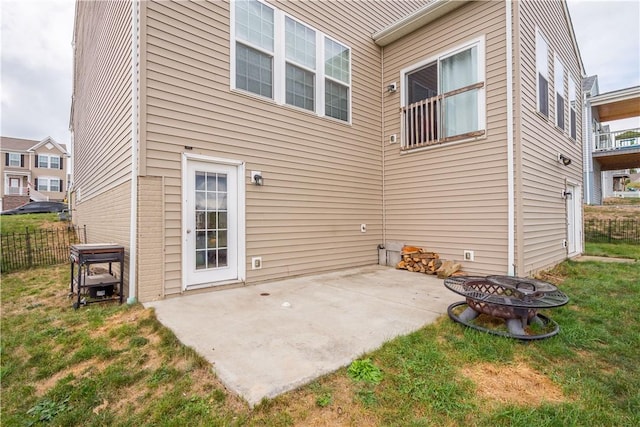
[557,153,572,166]
[387,82,397,93]
[562,190,573,199]
[253,173,263,186]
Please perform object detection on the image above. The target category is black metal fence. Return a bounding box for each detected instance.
[1,226,86,273]
[584,219,640,244]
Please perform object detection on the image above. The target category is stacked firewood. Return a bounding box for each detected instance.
[396,246,463,278]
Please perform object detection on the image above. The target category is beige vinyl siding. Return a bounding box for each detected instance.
[382,1,509,276]
[142,1,428,295]
[72,0,132,202]
[137,176,164,302]
[517,0,583,274]
[74,182,131,297]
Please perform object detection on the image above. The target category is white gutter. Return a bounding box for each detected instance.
[128,0,139,304]
[505,0,515,276]
[372,0,467,47]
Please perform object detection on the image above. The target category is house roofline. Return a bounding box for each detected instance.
[589,86,640,106]
[28,136,70,156]
[372,0,467,47]
[562,0,586,77]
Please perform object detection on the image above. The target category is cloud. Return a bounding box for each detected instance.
[1,0,75,145]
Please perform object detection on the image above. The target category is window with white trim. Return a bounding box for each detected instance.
[37,177,61,192]
[401,37,485,149]
[536,29,549,117]
[554,55,565,130]
[37,154,61,169]
[569,78,577,140]
[285,17,316,111]
[324,38,350,121]
[8,153,21,167]
[232,0,351,122]
[234,0,274,98]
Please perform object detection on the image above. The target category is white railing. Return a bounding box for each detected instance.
[594,127,640,151]
[400,82,485,150]
[401,95,442,150]
[4,186,28,196]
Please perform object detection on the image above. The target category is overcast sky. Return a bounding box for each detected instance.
[1,0,639,148]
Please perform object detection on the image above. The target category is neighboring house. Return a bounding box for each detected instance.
[582,77,640,204]
[0,136,69,211]
[71,0,584,303]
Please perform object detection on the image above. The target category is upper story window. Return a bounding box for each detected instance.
[554,55,565,131]
[232,0,351,122]
[401,37,485,150]
[285,17,316,111]
[325,38,350,121]
[37,154,62,169]
[536,29,549,117]
[7,153,22,167]
[569,78,577,140]
[234,0,274,98]
[37,177,62,192]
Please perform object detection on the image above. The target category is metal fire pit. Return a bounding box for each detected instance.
[444,276,569,340]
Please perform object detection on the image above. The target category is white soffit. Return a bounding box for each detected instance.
[373,0,468,47]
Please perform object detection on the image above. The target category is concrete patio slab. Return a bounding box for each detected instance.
[145,265,460,405]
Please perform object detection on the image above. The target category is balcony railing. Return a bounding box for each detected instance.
[400,82,484,150]
[4,186,29,196]
[594,127,640,151]
[402,95,442,150]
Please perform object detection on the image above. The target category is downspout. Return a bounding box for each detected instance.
[128,0,139,304]
[505,0,515,276]
[381,46,386,244]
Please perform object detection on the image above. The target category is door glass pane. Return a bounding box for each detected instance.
[218,230,227,248]
[196,172,206,190]
[196,212,206,229]
[196,251,206,270]
[193,171,228,270]
[218,212,227,228]
[219,249,228,267]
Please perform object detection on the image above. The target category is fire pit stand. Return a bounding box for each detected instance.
[444,276,569,340]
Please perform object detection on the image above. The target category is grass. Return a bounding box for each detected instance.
[0,213,65,234]
[584,242,640,260]
[2,257,639,425]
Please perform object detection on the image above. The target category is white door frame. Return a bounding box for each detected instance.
[181,153,245,290]
[566,181,583,256]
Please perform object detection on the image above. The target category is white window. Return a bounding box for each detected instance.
[324,38,350,121]
[37,178,61,192]
[285,17,316,111]
[234,0,274,98]
[569,78,577,140]
[8,153,21,167]
[231,0,351,122]
[554,55,565,130]
[401,37,485,148]
[536,29,549,117]
[37,154,61,169]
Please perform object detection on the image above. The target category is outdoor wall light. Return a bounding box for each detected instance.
[562,190,573,199]
[557,153,572,166]
[387,82,397,93]
[253,173,263,186]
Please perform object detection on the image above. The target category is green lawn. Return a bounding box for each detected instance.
[2,257,639,425]
[0,213,62,234]
[585,242,640,260]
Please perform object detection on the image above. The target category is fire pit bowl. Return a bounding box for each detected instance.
[444,276,569,340]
